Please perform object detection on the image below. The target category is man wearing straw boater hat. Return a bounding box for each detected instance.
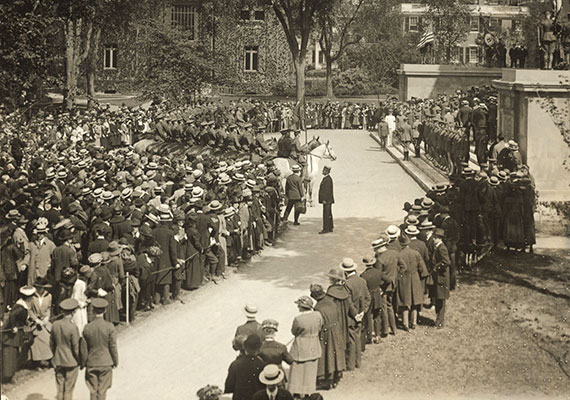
[80,298,118,400]
[233,304,265,354]
[282,164,304,226]
[51,298,81,400]
[339,258,369,370]
[253,364,294,400]
[151,204,176,305]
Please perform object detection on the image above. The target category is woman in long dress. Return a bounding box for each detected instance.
[183,214,203,290]
[71,266,90,334]
[29,278,53,367]
[288,296,323,399]
[503,178,525,251]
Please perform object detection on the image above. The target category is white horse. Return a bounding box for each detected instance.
[273,138,337,206]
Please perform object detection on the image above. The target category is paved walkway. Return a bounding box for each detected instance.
[5,129,424,400]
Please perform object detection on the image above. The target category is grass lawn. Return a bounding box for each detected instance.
[330,247,570,399]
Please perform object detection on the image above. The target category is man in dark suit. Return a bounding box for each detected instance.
[341,258,370,370]
[430,228,451,328]
[50,298,81,400]
[277,129,292,158]
[152,209,178,304]
[253,364,293,400]
[318,166,334,234]
[224,334,266,400]
[80,298,119,400]
[282,165,304,226]
[360,257,385,344]
[232,304,265,353]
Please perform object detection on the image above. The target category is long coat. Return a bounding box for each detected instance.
[224,354,266,400]
[396,246,429,307]
[152,223,177,285]
[314,295,346,380]
[345,274,371,315]
[360,267,384,310]
[326,284,356,351]
[429,241,451,300]
[285,173,304,201]
[290,311,323,362]
[375,249,405,292]
[318,175,334,204]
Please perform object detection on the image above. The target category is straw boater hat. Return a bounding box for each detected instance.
[405,225,420,236]
[259,364,285,386]
[339,257,357,272]
[419,220,434,230]
[385,225,400,239]
[404,215,419,226]
[107,241,122,257]
[291,165,301,172]
[209,200,222,212]
[19,285,36,297]
[433,228,446,238]
[244,304,258,319]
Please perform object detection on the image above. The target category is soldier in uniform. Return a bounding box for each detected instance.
[80,298,119,400]
[277,129,292,158]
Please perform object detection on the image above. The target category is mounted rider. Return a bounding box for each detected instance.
[277,128,292,158]
[290,129,308,180]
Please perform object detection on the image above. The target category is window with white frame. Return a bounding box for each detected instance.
[469,47,479,63]
[244,46,258,72]
[104,45,117,70]
[171,4,197,40]
[470,16,480,32]
[408,16,419,32]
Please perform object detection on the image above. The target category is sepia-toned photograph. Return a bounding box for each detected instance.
[1,0,569,399]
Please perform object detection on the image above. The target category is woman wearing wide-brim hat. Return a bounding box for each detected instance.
[29,277,54,366]
[288,296,323,398]
[2,286,36,382]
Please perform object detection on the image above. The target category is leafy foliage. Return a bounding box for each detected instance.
[135,19,216,104]
[0,0,60,109]
[423,0,470,64]
[338,0,419,88]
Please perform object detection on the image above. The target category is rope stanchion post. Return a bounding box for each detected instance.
[126,272,130,326]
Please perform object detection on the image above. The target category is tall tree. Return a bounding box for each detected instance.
[271,0,328,123]
[317,0,366,98]
[55,0,96,109]
[339,0,418,89]
[0,0,59,109]
[423,0,470,64]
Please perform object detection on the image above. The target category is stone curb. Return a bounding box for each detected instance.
[368,133,435,192]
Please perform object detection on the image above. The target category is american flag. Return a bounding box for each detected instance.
[417,31,434,50]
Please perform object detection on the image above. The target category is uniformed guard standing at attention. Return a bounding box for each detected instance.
[80,298,118,400]
[50,298,81,400]
[318,166,334,234]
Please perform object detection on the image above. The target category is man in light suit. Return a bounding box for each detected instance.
[318,165,334,234]
[282,165,304,225]
[50,298,81,400]
[80,298,118,400]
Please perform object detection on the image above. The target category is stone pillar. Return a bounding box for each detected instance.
[494,69,570,201]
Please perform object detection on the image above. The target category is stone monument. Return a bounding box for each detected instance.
[494,68,570,201]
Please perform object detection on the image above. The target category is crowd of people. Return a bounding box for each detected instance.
[0,87,537,399]
[0,98,303,398]
[373,86,537,259]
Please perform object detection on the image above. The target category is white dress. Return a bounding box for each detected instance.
[71,278,89,335]
[385,115,396,146]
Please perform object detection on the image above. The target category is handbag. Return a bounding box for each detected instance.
[295,199,307,214]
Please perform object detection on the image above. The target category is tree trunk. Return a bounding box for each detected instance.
[64,20,77,110]
[294,56,306,130]
[86,27,101,106]
[325,57,334,98]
